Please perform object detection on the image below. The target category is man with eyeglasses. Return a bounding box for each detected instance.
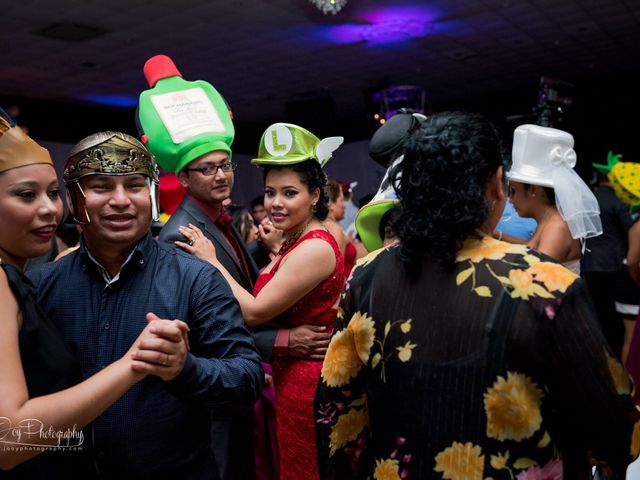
[159,150,255,292]
[158,146,263,480]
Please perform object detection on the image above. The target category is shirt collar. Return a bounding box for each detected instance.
[187,194,224,223]
[79,232,153,285]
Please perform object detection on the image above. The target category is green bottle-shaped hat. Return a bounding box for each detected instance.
[137,55,235,173]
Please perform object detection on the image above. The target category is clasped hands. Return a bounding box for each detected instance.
[128,312,190,381]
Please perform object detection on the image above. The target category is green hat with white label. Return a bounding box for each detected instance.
[137,54,235,174]
[251,123,343,167]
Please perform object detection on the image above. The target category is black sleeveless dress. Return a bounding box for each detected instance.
[0,262,89,479]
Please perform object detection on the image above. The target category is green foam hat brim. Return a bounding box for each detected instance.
[175,140,232,173]
[355,199,400,253]
[251,154,317,166]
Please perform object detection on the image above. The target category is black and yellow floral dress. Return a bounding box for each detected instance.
[314,236,640,480]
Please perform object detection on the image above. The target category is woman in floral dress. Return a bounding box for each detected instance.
[315,112,639,479]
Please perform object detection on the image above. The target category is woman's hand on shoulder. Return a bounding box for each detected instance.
[176,224,219,266]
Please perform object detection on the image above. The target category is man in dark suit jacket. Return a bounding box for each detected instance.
[159,148,331,480]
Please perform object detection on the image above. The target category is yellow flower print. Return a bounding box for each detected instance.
[631,420,640,457]
[456,236,528,263]
[396,341,417,362]
[490,450,510,470]
[527,261,578,293]
[348,311,376,363]
[374,458,401,480]
[434,441,484,480]
[400,319,412,333]
[322,328,362,387]
[329,407,369,455]
[484,372,544,441]
[354,247,386,269]
[337,306,345,319]
[509,269,554,301]
[605,349,631,395]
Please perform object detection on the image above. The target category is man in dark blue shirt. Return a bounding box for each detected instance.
[28,131,263,479]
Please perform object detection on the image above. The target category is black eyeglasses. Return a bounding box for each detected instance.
[185,162,235,176]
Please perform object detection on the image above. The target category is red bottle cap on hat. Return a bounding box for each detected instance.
[144,55,183,88]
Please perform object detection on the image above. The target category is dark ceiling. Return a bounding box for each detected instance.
[2,0,640,157]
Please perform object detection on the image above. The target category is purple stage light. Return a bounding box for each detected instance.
[322,5,438,45]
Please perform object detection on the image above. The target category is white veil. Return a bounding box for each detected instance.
[550,146,602,239]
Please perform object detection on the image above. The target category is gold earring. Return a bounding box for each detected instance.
[311,204,317,213]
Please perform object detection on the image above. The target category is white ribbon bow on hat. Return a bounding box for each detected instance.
[551,146,577,169]
[550,147,601,240]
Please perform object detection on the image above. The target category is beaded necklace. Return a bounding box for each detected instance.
[277,218,313,257]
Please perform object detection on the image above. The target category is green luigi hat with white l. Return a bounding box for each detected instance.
[251,123,343,166]
[355,155,403,252]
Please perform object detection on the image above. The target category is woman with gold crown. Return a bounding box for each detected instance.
[178,122,345,479]
[0,110,188,477]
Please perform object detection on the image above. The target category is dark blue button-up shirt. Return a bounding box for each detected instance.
[27,233,263,479]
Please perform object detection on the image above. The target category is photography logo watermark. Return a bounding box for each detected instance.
[0,417,84,451]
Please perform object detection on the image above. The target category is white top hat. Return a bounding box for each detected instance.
[507,124,601,240]
[507,124,575,188]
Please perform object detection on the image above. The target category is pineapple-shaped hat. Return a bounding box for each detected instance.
[593,151,640,212]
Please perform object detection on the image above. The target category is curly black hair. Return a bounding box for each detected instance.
[262,159,330,220]
[392,111,504,274]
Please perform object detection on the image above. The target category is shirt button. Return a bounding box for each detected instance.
[138,259,144,265]
[104,323,110,330]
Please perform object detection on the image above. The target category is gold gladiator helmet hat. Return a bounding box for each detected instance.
[63,131,160,224]
[0,108,53,174]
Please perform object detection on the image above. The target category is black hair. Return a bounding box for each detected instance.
[250,195,264,209]
[523,184,556,204]
[392,111,504,274]
[226,204,254,243]
[262,159,330,220]
[378,206,400,241]
[543,187,556,204]
[327,180,342,203]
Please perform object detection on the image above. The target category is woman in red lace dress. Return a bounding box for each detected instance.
[179,123,345,479]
